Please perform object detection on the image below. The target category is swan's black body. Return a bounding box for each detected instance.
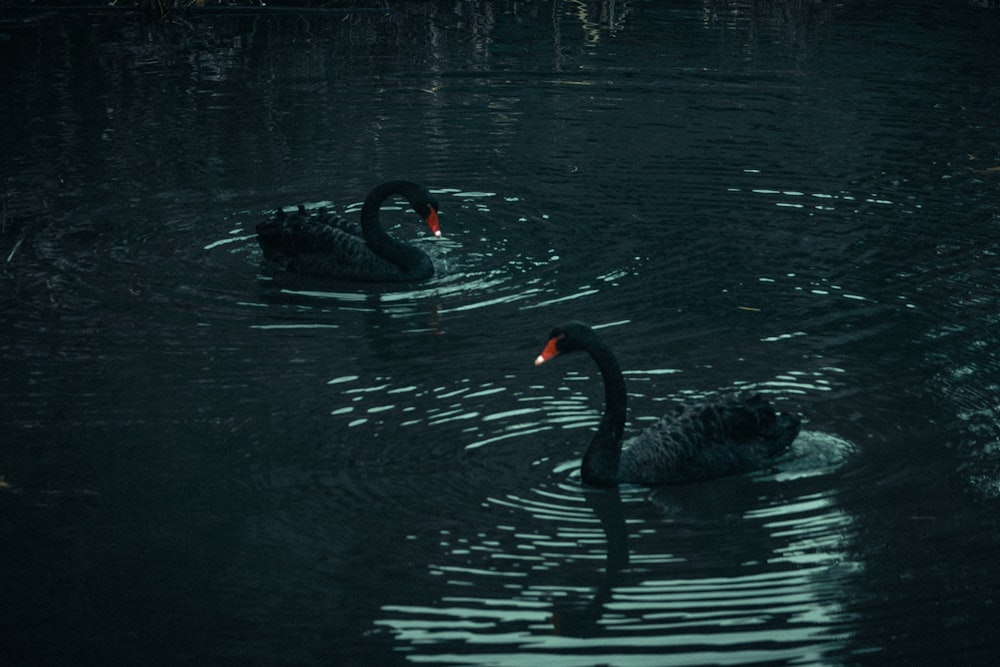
[256,180,440,282]
[535,321,800,487]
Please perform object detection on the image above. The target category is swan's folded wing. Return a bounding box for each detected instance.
[619,395,793,484]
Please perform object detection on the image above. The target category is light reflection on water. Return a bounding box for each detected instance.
[4,3,1000,665]
[376,472,859,665]
[314,358,852,457]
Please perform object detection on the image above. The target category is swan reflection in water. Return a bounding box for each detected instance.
[549,485,629,637]
[376,471,860,662]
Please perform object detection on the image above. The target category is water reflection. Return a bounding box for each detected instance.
[377,472,860,665]
[565,0,634,46]
[700,0,838,53]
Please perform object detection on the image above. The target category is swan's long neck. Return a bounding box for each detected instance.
[582,340,628,487]
[360,181,426,271]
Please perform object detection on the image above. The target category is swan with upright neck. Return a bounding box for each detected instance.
[256,180,441,282]
[534,321,800,487]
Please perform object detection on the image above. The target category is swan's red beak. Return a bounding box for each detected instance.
[534,337,560,366]
[425,207,441,238]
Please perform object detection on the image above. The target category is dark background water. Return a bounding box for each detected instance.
[2,1,999,665]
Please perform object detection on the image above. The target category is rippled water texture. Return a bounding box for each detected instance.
[2,2,999,665]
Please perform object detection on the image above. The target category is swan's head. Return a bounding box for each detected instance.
[425,205,441,238]
[412,194,442,238]
[534,321,596,366]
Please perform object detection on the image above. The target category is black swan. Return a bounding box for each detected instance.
[534,321,801,487]
[256,180,441,282]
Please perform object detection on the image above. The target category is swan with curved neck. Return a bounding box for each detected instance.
[256,180,441,282]
[535,321,800,487]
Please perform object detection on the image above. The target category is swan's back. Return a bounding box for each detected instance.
[618,394,799,485]
[256,205,427,281]
[257,206,361,259]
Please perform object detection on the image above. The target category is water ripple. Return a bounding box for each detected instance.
[217,188,581,320]
[376,478,860,665]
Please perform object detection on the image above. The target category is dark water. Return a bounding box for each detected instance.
[2,2,999,665]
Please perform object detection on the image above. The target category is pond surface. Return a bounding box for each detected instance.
[2,2,1000,665]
